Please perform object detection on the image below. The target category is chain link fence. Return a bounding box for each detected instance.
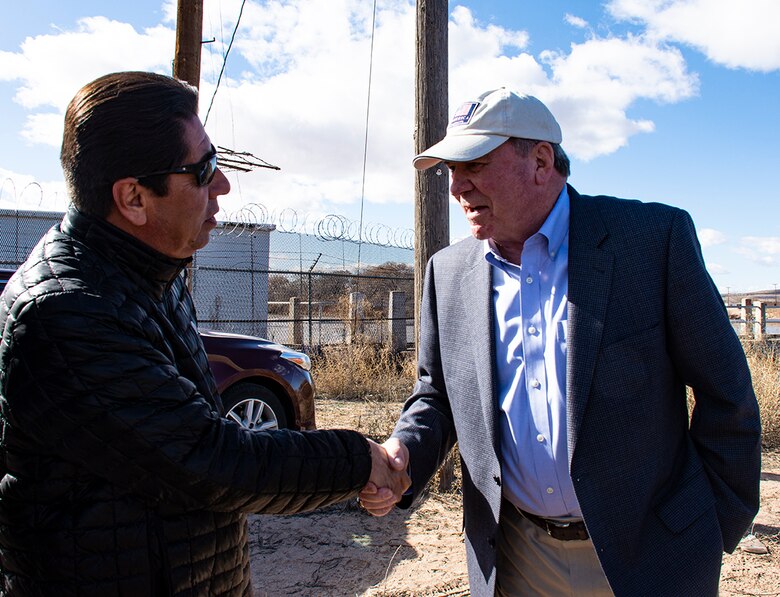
[0,208,415,352]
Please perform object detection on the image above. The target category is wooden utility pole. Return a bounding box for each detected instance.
[414,0,449,349]
[174,0,204,292]
[173,0,204,89]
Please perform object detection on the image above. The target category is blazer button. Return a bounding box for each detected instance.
[493,475,501,486]
[487,537,495,548]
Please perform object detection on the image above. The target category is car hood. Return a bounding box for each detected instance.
[199,329,288,351]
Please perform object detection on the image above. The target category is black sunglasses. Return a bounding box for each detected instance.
[134,145,218,187]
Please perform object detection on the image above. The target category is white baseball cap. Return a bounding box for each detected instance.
[413,88,562,170]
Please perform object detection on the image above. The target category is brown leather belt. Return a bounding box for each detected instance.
[518,508,589,541]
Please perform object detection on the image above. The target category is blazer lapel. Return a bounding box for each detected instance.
[460,249,501,455]
[567,187,613,463]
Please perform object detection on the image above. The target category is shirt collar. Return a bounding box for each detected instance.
[483,185,570,264]
[538,184,569,259]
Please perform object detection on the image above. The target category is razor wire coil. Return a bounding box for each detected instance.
[0,184,414,250]
[216,203,414,249]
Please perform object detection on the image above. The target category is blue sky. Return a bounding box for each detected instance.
[1,1,778,293]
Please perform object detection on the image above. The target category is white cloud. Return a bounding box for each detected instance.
[443,7,698,161]
[198,0,418,217]
[737,236,780,267]
[200,1,699,212]
[19,113,65,147]
[0,0,717,217]
[0,17,174,111]
[0,16,175,149]
[447,9,546,97]
[706,262,728,275]
[699,228,726,247]
[564,14,589,29]
[448,6,530,67]
[606,0,780,72]
[540,35,697,159]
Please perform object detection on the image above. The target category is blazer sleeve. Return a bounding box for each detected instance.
[392,256,458,506]
[664,209,761,551]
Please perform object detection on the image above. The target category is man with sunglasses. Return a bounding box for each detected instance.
[0,71,409,596]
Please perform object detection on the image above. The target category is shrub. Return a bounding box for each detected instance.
[312,340,416,403]
[745,341,780,449]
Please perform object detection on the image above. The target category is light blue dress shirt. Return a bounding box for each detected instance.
[485,186,582,519]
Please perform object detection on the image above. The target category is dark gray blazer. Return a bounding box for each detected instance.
[393,186,761,597]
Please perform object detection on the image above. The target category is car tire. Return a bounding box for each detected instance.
[221,383,289,431]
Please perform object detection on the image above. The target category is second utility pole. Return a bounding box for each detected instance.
[414,0,449,352]
[174,0,204,293]
[174,0,204,90]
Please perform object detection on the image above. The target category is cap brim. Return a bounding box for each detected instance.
[413,134,508,170]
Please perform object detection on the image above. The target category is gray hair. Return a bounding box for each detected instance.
[510,137,570,178]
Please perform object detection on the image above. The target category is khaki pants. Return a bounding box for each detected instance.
[496,500,614,597]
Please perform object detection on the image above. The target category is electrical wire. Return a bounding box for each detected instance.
[356,0,378,276]
[204,0,247,126]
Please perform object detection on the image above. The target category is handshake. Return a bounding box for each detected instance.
[360,438,411,516]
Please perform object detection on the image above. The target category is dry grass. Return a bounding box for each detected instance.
[687,341,780,448]
[744,341,780,449]
[311,340,417,458]
[312,340,416,403]
[312,341,461,492]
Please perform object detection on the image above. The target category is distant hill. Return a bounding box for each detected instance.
[722,290,779,306]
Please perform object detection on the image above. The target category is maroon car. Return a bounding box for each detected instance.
[0,268,316,431]
[200,329,316,430]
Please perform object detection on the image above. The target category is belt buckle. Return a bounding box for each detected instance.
[544,519,570,537]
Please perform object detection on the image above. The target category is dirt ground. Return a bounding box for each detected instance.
[248,399,780,596]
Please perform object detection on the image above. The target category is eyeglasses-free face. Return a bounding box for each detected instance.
[134,145,218,187]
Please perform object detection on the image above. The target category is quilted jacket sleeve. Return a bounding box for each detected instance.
[2,285,371,515]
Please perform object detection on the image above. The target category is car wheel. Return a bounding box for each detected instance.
[221,383,289,431]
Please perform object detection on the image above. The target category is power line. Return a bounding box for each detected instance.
[356,0,378,275]
[204,0,247,125]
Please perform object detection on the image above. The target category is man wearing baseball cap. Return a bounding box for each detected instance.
[360,88,760,596]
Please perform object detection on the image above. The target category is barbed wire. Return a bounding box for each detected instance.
[217,202,414,249]
[0,181,414,250]
[1,179,49,209]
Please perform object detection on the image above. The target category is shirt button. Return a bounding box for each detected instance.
[536,434,545,443]
[525,276,533,284]
[531,378,541,389]
[546,487,554,494]
[528,325,537,335]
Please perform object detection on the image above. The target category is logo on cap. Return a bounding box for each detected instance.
[450,101,480,127]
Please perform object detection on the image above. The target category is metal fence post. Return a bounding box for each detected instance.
[290,297,302,347]
[347,292,365,345]
[741,298,753,339]
[307,254,321,351]
[307,271,312,350]
[388,291,406,353]
[753,301,766,340]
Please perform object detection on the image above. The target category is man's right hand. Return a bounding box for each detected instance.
[359,438,410,516]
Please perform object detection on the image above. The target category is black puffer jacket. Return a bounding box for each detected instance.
[0,208,372,596]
